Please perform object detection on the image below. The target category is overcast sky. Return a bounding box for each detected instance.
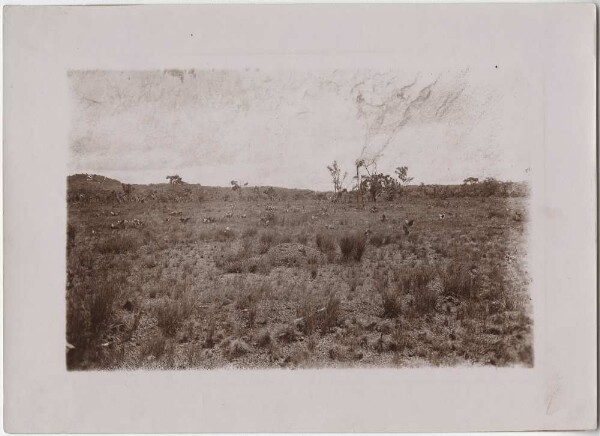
[69,69,535,191]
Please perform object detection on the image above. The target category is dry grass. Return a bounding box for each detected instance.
[339,232,367,262]
[441,262,480,300]
[156,297,194,337]
[67,180,532,370]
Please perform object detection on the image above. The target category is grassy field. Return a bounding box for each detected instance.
[66,175,532,369]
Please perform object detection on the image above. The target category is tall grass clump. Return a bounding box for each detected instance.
[321,294,341,333]
[66,270,126,369]
[315,232,336,254]
[258,230,282,254]
[297,294,341,335]
[67,272,125,346]
[392,264,438,316]
[156,295,195,337]
[441,262,480,300]
[411,264,437,315]
[380,286,402,318]
[338,232,367,262]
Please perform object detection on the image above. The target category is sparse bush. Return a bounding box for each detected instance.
[442,262,479,300]
[339,233,366,261]
[66,172,532,369]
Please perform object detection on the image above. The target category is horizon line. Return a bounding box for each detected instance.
[68,172,529,191]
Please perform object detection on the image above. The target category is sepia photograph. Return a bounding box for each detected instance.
[66,68,533,370]
[4,4,595,432]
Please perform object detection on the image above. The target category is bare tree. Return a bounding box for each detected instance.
[395,166,414,186]
[326,161,347,199]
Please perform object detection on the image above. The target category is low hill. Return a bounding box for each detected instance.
[67,173,321,204]
[67,173,528,205]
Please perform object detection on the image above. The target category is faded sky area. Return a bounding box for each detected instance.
[69,69,536,191]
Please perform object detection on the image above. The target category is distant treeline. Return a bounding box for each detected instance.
[410,178,529,199]
[67,173,528,205]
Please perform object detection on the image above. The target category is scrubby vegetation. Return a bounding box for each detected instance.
[66,174,532,369]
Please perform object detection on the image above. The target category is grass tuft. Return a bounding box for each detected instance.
[339,233,367,262]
